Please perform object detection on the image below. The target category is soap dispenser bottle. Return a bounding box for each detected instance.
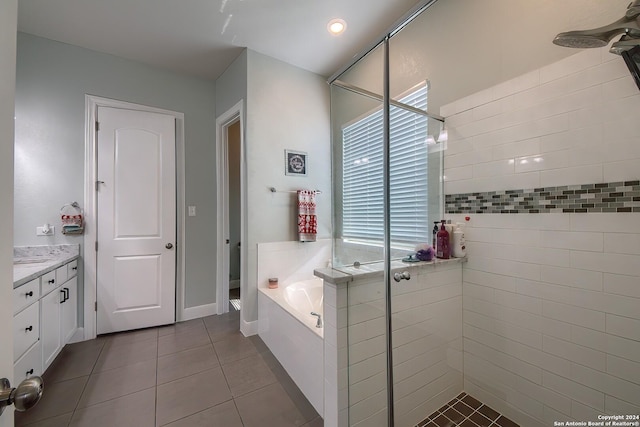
[432,221,440,252]
[436,220,450,259]
[452,223,466,258]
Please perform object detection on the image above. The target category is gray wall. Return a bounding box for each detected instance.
[14,33,218,315]
[1,3,17,422]
[244,50,331,323]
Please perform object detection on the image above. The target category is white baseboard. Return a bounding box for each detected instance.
[241,318,258,336]
[181,303,217,321]
[69,328,85,343]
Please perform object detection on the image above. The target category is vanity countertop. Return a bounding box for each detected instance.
[14,244,80,288]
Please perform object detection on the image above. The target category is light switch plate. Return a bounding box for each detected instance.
[188,206,196,217]
[36,226,55,236]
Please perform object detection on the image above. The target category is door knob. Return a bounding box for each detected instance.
[0,376,43,415]
[165,243,173,249]
[393,271,411,282]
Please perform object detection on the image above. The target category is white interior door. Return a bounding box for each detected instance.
[97,107,176,335]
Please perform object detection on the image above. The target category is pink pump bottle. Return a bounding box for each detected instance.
[436,220,450,259]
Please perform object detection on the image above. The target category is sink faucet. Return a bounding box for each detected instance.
[310,312,323,328]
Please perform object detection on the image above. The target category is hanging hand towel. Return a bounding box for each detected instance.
[297,190,317,242]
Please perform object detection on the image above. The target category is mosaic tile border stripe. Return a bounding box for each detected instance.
[445,180,640,214]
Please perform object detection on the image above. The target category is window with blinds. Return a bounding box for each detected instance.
[342,83,429,248]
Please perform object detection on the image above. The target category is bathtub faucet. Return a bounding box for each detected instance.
[310,312,323,328]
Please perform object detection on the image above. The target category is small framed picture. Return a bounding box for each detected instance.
[285,149,308,176]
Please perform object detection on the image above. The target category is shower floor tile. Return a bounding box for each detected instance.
[415,393,520,427]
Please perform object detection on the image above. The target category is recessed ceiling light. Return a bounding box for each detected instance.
[327,18,347,36]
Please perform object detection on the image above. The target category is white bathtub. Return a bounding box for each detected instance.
[258,277,324,416]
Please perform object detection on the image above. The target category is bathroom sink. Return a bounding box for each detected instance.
[13,257,53,265]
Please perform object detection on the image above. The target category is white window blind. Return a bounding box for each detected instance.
[342,84,429,247]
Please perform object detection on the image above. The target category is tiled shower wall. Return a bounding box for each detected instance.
[442,47,640,426]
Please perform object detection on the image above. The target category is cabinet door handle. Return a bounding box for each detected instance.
[25,291,33,297]
[72,266,78,271]
[26,369,34,376]
[64,288,69,302]
[60,289,66,303]
[48,279,55,284]
[25,326,33,332]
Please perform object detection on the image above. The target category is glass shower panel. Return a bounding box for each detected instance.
[331,42,393,427]
[388,22,463,427]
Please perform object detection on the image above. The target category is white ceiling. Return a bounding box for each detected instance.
[17,0,422,81]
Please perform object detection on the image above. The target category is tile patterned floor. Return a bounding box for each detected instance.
[416,393,520,427]
[15,311,322,427]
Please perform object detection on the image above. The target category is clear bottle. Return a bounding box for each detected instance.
[436,220,450,259]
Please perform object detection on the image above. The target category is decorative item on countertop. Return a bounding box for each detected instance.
[297,190,317,242]
[268,278,279,289]
[415,243,435,261]
[402,253,420,263]
[60,202,84,235]
[436,220,450,259]
[432,222,440,253]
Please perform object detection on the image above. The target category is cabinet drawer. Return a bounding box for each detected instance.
[13,302,39,361]
[56,264,68,286]
[40,270,58,296]
[14,341,41,382]
[67,259,78,279]
[13,278,40,315]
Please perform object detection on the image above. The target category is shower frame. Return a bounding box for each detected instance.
[328,1,444,424]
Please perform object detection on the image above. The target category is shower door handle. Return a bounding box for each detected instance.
[393,271,411,282]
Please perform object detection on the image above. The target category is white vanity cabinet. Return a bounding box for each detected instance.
[13,258,79,380]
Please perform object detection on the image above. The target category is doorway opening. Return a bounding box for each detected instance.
[226,120,241,312]
[216,101,245,319]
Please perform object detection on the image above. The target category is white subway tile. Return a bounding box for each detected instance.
[571,325,607,353]
[540,49,602,83]
[604,159,640,184]
[570,400,602,422]
[606,354,640,387]
[473,100,503,121]
[604,273,640,299]
[543,300,605,331]
[571,363,640,407]
[571,213,638,233]
[464,338,542,385]
[445,148,493,169]
[539,164,603,188]
[603,293,640,320]
[571,251,640,277]
[606,334,640,363]
[539,125,603,154]
[464,268,517,292]
[515,376,572,416]
[493,318,543,349]
[473,159,515,178]
[542,335,606,372]
[604,233,640,255]
[495,289,542,315]
[492,138,541,161]
[605,395,640,417]
[540,265,603,292]
[494,70,540,99]
[606,314,640,341]
[602,76,640,102]
[540,231,603,252]
[444,165,474,182]
[542,371,605,412]
[515,246,571,268]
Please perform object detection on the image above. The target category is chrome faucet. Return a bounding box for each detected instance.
[310,312,323,328]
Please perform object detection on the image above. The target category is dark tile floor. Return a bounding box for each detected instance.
[416,393,519,427]
[16,311,322,427]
